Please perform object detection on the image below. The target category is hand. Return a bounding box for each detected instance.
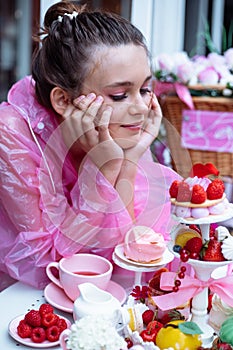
[59,93,124,182]
[124,93,162,163]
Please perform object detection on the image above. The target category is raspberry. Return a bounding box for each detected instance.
[25,310,41,327]
[31,327,46,343]
[39,303,54,316]
[142,309,155,326]
[191,184,207,204]
[41,312,59,328]
[176,181,192,202]
[169,180,180,198]
[207,179,224,200]
[17,320,32,338]
[46,325,60,342]
[57,317,68,332]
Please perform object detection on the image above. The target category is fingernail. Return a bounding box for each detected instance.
[95,95,104,102]
[87,93,96,99]
[74,95,85,103]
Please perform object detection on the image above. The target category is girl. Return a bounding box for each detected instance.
[0,1,179,290]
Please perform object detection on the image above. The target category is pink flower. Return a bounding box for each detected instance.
[198,66,219,85]
[224,48,233,69]
[177,61,194,83]
[156,53,174,71]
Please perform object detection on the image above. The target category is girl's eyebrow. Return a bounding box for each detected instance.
[104,75,152,88]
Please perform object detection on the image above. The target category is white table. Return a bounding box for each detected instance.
[1,282,73,349]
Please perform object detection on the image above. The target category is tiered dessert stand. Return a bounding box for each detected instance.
[112,244,174,286]
[170,206,233,347]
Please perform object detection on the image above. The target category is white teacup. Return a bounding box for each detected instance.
[46,253,113,301]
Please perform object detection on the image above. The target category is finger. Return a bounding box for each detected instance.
[81,96,104,133]
[96,106,113,142]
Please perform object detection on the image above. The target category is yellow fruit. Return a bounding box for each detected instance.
[175,230,201,247]
[156,320,202,350]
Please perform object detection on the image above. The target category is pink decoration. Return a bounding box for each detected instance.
[152,271,233,310]
[181,110,233,152]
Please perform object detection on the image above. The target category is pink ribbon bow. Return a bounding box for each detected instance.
[152,271,233,310]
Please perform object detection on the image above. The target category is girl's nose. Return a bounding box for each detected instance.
[128,97,149,116]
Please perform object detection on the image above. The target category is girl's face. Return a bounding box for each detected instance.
[81,44,153,148]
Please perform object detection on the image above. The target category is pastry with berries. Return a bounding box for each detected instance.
[169,163,230,220]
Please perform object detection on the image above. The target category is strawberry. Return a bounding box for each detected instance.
[39,303,54,316]
[25,310,41,327]
[176,181,192,202]
[17,320,32,338]
[46,325,60,342]
[190,163,219,177]
[191,184,207,204]
[169,180,180,198]
[184,236,203,254]
[41,312,59,328]
[207,179,225,200]
[189,224,201,235]
[142,309,155,326]
[31,327,46,343]
[159,309,185,325]
[202,239,226,262]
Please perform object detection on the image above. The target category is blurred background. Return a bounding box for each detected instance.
[0,0,232,102]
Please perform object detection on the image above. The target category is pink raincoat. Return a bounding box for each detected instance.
[0,76,180,289]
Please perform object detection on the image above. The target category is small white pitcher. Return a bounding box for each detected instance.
[73,282,122,321]
[60,283,129,350]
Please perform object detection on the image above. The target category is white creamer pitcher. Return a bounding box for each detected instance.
[73,282,122,321]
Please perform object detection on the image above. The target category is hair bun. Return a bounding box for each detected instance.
[43,1,79,30]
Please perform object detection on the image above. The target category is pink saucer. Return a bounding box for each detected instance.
[44,280,127,313]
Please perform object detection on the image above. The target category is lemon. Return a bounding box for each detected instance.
[156,320,202,350]
[175,231,201,247]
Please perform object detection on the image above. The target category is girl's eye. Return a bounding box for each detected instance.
[140,87,151,95]
[109,94,128,101]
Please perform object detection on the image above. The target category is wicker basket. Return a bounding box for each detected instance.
[159,94,233,178]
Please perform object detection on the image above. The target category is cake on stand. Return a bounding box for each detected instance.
[112,244,174,286]
[170,207,233,348]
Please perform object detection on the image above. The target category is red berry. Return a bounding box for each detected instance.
[125,337,133,348]
[39,303,54,316]
[191,184,207,204]
[57,317,68,332]
[46,325,60,342]
[169,180,180,198]
[31,327,46,343]
[41,312,59,328]
[184,237,203,254]
[142,309,155,326]
[189,252,199,259]
[173,286,179,292]
[178,272,185,279]
[25,310,41,327]
[203,239,225,262]
[175,279,181,286]
[207,179,224,200]
[180,266,186,273]
[17,320,32,338]
[180,251,189,262]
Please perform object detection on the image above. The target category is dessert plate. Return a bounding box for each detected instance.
[8,314,71,348]
[172,204,233,225]
[44,280,127,313]
[114,244,174,267]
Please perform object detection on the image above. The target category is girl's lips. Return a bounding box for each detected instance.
[121,123,142,130]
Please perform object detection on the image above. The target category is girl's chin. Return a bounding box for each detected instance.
[115,137,139,149]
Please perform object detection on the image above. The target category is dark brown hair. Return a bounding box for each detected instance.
[32,1,149,109]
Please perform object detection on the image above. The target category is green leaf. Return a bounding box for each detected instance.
[178,321,203,335]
